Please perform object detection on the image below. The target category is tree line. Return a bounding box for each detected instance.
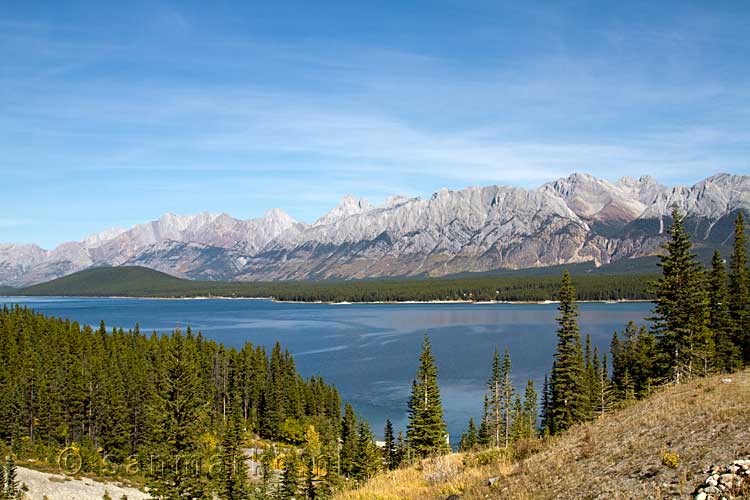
[16,265,655,303]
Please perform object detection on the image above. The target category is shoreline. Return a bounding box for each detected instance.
[0,295,652,305]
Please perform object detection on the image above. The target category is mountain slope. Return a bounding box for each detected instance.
[337,370,750,500]
[19,266,192,296]
[2,173,749,286]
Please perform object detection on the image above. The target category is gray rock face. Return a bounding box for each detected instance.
[2,173,750,286]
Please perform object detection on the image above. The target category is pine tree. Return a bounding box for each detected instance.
[549,271,588,434]
[539,374,551,436]
[406,334,449,457]
[2,456,20,500]
[500,349,513,448]
[339,403,357,477]
[477,395,491,447]
[458,417,479,452]
[729,212,750,361]
[278,454,299,500]
[708,250,741,372]
[650,208,712,383]
[218,357,249,500]
[486,348,502,448]
[145,332,208,500]
[520,379,538,439]
[728,212,750,364]
[382,419,397,470]
[351,421,380,482]
[508,395,524,443]
[596,353,614,416]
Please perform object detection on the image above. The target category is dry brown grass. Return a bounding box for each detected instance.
[335,370,750,500]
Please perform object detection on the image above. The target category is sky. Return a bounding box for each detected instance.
[1,0,749,248]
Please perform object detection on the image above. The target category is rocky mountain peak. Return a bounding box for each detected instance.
[314,195,373,226]
[3,173,750,287]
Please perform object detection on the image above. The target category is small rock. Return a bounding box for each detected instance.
[487,476,501,486]
[720,378,732,383]
[719,473,738,485]
[706,477,718,487]
[446,496,460,500]
[694,492,707,500]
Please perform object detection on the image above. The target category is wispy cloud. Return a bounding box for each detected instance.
[1,1,749,247]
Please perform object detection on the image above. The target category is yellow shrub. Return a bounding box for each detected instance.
[661,451,679,469]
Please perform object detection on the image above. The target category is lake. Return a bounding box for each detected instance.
[0,296,652,443]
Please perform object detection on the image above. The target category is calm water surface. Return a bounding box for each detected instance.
[0,297,652,442]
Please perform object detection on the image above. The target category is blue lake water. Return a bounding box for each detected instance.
[0,297,652,442]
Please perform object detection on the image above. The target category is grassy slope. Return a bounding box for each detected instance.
[0,286,16,294]
[337,370,750,500]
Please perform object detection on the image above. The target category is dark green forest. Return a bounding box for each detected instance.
[0,306,347,499]
[11,266,655,302]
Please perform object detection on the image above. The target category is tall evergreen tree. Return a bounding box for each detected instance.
[2,457,20,500]
[145,331,208,500]
[708,250,741,371]
[539,374,551,436]
[477,396,491,447]
[382,419,397,470]
[278,454,299,500]
[406,334,449,457]
[549,271,588,434]
[458,418,479,452]
[218,357,249,500]
[649,208,712,383]
[595,353,614,416]
[351,420,380,482]
[520,379,538,439]
[728,212,750,364]
[339,404,357,477]
[500,350,513,447]
[486,348,502,448]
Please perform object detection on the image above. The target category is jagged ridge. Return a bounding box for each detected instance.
[1,173,748,286]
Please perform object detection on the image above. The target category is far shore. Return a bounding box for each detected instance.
[0,294,652,305]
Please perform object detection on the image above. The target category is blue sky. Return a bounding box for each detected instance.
[1,0,749,248]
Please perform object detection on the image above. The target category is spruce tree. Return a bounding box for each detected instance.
[500,349,513,448]
[549,271,588,434]
[520,379,538,439]
[351,421,380,482]
[406,334,449,457]
[596,353,614,416]
[708,250,741,371]
[458,418,479,452]
[2,456,20,500]
[477,396,491,447]
[539,374,551,436]
[278,454,299,500]
[382,419,397,470]
[218,359,249,500]
[650,208,712,383]
[339,404,357,477]
[145,332,208,500]
[728,212,750,364]
[486,348,502,448]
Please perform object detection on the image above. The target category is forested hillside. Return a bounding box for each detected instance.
[0,306,345,499]
[13,265,655,302]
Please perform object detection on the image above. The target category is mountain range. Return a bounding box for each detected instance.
[2,172,749,287]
